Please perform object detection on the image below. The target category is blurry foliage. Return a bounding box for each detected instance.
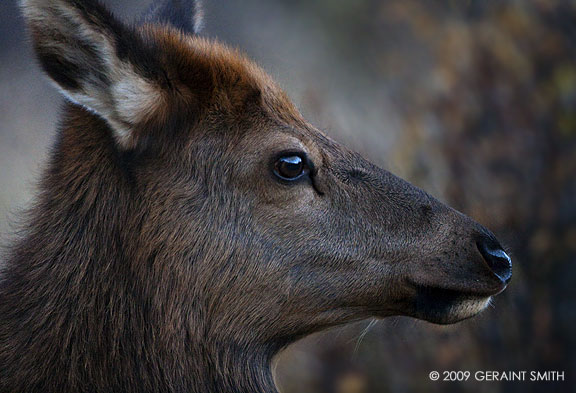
[275,1,576,393]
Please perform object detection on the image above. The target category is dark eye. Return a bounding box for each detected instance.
[274,155,306,180]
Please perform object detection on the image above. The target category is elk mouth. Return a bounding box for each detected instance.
[402,281,507,324]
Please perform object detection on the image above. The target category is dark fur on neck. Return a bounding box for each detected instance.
[0,104,278,393]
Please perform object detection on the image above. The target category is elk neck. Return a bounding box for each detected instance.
[0,105,280,393]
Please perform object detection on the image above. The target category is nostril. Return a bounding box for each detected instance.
[477,239,512,284]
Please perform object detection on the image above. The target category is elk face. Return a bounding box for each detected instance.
[21,0,511,348]
[219,119,512,332]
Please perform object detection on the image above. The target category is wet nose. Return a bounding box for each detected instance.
[477,237,512,284]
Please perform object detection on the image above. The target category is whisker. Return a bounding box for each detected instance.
[352,319,379,360]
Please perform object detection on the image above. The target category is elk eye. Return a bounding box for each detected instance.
[274,155,306,180]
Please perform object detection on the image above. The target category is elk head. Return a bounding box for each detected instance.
[18,0,511,390]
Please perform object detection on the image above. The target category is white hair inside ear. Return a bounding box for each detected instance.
[20,0,167,148]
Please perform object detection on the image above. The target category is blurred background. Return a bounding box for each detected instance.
[1,0,575,392]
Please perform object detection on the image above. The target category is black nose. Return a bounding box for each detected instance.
[477,238,512,284]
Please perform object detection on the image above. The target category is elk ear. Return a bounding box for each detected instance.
[21,0,166,148]
[141,0,203,34]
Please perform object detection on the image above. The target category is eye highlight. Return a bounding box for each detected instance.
[274,155,307,180]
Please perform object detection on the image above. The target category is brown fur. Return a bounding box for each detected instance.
[0,1,511,392]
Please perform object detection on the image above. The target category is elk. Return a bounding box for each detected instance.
[0,0,512,392]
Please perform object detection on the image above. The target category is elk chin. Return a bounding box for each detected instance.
[409,285,493,325]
